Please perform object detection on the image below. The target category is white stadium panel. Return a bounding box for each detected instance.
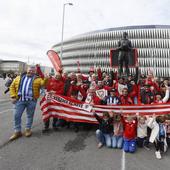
[52,25,170,77]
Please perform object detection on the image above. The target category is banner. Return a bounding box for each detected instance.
[40,94,170,123]
[47,50,62,72]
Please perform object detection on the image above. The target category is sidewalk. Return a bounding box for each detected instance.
[0,78,10,102]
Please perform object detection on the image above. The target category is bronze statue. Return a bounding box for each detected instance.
[117,32,132,77]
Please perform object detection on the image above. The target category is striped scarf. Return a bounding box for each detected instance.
[18,74,35,101]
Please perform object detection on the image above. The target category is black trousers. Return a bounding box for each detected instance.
[154,139,164,152]
[137,137,147,147]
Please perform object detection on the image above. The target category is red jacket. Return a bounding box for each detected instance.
[66,84,87,98]
[129,84,138,98]
[120,95,133,105]
[121,116,137,140]
[46,78,64,95]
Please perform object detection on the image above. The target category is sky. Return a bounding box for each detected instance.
[0,0,170,66]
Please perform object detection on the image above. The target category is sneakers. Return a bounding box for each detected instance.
[97,142,103,149]
[9,132,22,141]
[155,151,162,159]
[24,129,32,137]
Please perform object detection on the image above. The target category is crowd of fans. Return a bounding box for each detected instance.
[45,66,170,105]
[5,65,170,160]
[44,66,170,159]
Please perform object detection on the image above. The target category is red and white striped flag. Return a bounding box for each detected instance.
[40,94,170,123]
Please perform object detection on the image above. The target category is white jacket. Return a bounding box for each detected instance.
[147,117,168,152]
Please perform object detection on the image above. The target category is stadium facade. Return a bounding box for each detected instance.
[52,25,170,77]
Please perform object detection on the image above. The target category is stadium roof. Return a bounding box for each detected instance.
[53,25,170,47]
[83,25,170,35]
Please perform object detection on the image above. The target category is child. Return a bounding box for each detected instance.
[147,115,168,159]
[93,111,113,148]
[112,113,124,149]
[137,115,148,149]
[121,113,138,153]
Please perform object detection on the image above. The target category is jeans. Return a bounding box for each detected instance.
[134,96,138,104]
[123,138,136,153]
[44,118,58,129]
[96,129,112,147]
[13,100,37,132]
[112,135,123,149]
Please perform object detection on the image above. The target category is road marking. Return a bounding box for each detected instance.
[0,101,11,104]
[0,109,13,115]
[0,102,12,107]
[121,151,125,170]
[0,99,10,103]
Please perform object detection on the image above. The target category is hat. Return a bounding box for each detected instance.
[110,89,117,92]
[83,80,90,84]
[144,84,151,87]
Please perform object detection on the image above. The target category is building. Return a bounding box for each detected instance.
[52,25,170,77]
[40,66,54,75]
[0,60,27,73]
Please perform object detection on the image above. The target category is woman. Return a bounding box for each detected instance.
[112,113,123,149]
[147,115,168,159]
[93,111,113,148]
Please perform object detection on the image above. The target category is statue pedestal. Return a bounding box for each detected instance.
[110,48,138,77]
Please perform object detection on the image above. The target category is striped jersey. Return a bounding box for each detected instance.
[19,76,34,101]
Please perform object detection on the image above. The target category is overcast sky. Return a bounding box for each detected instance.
[0,0,170,66]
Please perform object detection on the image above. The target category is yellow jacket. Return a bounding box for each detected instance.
[10,75,46,99]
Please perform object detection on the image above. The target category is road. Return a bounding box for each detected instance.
[0,78,170,170]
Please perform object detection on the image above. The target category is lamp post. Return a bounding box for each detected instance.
[60,2,73,62]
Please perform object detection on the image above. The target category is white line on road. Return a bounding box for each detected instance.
[0,109,13,115]
[121,151,125,170]
[0,101,12,106]
[0,100,11,104]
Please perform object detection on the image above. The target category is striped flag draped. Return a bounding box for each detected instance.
[40,94,170,123]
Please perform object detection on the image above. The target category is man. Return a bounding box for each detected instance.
[117,32,132,76]
[103,89,121,105]
[153,86,169,104]
[4,73,15,94]
[103,74,112,87]
[120,88,133,105]
[9,66,46,140]
[140,84,154,104]
[43,72,65,132]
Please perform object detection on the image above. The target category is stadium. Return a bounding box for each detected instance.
[52,25,170,77]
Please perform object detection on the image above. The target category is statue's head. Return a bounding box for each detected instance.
[123,32,128,38]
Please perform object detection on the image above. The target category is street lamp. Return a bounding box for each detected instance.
[60,2,73,62]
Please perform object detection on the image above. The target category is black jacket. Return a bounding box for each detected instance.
[94,113,113,134]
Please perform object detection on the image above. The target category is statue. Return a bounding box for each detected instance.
[117,32,132,77]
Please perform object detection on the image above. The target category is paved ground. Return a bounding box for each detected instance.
[0,79,10,102]
[0,78,170,170]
